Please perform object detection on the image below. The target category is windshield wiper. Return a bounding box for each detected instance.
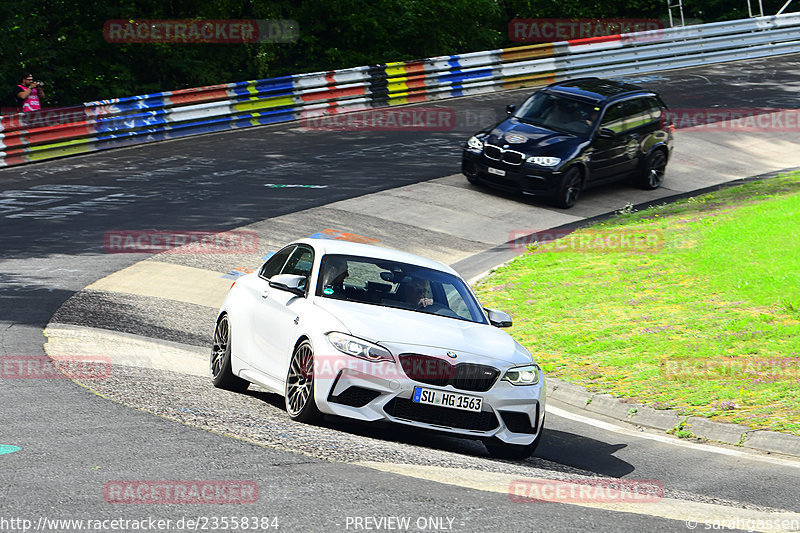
[516,116,543,126]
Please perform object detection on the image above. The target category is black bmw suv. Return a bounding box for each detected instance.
[462,77,674,208]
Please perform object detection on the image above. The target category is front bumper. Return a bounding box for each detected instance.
[462,150,563,197]
[313,353,546,446]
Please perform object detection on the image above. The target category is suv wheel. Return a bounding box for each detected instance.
[552,167,583,209]
[636,150,667,190]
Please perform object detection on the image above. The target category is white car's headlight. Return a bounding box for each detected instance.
[526,156,561,167]
[327,332,394,363]
[466,135,484,152]
[503,364,541,386]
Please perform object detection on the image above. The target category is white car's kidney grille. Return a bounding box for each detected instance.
[398,354,499,392]
[452,363,501,392]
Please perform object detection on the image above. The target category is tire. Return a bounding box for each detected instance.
[210,314,249,392]
[551,167,583,209]
[285,340,321,423]
[636,149,667,190]
[484,416,545,460]
[465,174,480,185]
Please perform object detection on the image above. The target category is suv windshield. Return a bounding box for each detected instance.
[316,254,488,324]
[515,92,599,136]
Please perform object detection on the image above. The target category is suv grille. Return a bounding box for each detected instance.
[484,144,524,165]
[484,144,502,160]
[384,398,499,431]
[398,354,499,392]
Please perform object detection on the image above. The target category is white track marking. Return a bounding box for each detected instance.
[85,261,230,308]
[547,404,800,468]
[357,462,800,532]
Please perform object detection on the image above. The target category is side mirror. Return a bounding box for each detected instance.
[269,274,307,297]
[506,104,516,115]
[484,307,512,328]
[597,127,616,139]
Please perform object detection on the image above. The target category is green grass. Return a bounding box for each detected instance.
[475,173,800,434]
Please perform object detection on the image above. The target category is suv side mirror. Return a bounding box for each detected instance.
[484,307,512,328]
[597,127,616,139]
[268,274,307,297]
[506,104,516,115]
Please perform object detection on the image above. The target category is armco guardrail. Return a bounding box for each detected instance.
[2,13,799,168]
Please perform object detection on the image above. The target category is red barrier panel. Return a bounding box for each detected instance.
[300,85,368,102]
[167,88,232,106]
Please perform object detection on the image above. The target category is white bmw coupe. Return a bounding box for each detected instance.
[211,238,545,458]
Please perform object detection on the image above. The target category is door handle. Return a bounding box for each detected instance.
[260,290,269,299]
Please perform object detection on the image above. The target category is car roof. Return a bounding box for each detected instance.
[544,77,651,104]
[293,237,460,276]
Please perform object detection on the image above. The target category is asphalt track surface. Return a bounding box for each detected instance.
[2,55,800,532]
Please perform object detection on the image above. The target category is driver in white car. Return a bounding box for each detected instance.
[402,277,434,308]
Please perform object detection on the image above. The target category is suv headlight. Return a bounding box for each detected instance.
[526,156,561,167]
[503,364,541,386]
[466,135,484,152]
[327,332,394,362]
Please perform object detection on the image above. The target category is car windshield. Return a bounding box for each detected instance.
[316,254,488,324]
[514,92,599,136]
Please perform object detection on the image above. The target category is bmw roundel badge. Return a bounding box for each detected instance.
[446,351,458,358]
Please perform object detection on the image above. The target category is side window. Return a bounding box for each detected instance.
[282,246,314,278]
[600,103,626,134]
[646,97,664,122]
[259,246,294,280]
[443,284,472,321]
[625,98,654,130]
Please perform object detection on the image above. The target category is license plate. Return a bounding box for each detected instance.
[412,387,483,412]
[487,167,506,176]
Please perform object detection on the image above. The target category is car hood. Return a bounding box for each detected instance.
[313,298,530,366]
[486,118,585,154]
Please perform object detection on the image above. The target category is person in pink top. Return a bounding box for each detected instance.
[15,73,45,112]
